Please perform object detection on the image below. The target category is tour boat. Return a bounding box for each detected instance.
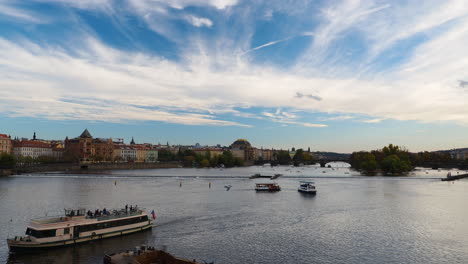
[298,181,317,194]
[255,183,281,192]
[7,207,154,252]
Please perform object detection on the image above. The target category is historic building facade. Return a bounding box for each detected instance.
[13,140,53,159]
[65,129,114,162]
[0,134,12,154]
[230,139,254,162]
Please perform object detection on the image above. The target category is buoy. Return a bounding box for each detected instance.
[209,182,211,188]
[180,181,182,188]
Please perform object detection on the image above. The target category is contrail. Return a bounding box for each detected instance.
[241,32,314,55]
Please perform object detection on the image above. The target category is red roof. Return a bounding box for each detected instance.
[14,140,51,148]
[0,134,9,139]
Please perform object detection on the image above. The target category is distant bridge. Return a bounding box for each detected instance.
[318,159,351,168]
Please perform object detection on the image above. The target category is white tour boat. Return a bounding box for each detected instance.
[298,181,317,194]
[7,207,154,252]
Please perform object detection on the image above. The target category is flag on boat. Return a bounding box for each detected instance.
[151,210,156,220]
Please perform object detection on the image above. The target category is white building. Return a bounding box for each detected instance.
[13,140,53,159]
[119,146,137,161]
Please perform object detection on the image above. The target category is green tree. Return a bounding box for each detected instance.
[200,158,210,167]
[381,154,411,175]
[276,150,291,165]
[184,156,195,167]
[158,149,175,161]
[0,153,16,169]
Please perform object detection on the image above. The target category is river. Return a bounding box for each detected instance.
[1,165,468,263]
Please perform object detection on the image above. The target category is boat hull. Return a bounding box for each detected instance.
[255,188,281,192]
[298,189,316,194]
[8,223,153,253]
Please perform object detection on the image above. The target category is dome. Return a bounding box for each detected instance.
[230,139,252,149]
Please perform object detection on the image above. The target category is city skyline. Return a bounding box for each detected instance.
[1,0,468,152]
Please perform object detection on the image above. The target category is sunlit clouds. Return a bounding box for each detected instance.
[1,0,468,129]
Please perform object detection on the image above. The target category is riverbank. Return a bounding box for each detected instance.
[2,162,182,176]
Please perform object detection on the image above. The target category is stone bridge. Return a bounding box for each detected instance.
[318,159,351,168]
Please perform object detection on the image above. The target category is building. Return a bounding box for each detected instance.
[135,146,147,163]
[93,138,114,162]
[230,139,254,162]
[145,149,158,162]
[193,148,224,158]
[450,149,468,160]
[65,129,114,162]
[254,148,273,161]
[0,134,12,154]
[13,140,53,159]
[119,146,137,162]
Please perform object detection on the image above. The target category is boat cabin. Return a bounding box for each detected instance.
[298,181,316,194]
[255,183,281,191]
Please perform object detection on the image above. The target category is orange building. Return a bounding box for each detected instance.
[65,129,114,162]
[0,134,12,154]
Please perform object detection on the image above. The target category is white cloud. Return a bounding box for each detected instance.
[362,118,385,123]
[2,0,468,129]
[261,110,327,128]
[166,0,238,9]
[32,0,112,10]
[186,15,213,27]
[0,3,47,23]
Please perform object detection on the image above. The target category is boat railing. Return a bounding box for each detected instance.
[91,209,146,221]
[31,215,67,224]
[30,208,146,224]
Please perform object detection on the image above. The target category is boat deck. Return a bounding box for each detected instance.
[29,209,145,229]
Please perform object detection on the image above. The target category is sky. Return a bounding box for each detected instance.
[1,0,468,153]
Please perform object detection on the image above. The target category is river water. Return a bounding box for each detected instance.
[1,165,468,264]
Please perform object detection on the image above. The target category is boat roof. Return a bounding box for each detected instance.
[28,209,146,230]
[299,181,315,184]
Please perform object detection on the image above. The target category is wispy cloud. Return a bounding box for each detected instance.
[262,110,327,128]
[0,3,47,23]
[1,0,468,129]
[362,118,385,124]
[185,15,213,27]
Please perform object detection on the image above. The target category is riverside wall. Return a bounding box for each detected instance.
[6,162,181,175]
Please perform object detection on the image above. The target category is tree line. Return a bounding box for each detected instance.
[350,144,463,175]
[158,149,244,168]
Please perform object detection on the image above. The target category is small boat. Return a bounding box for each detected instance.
[224,185,232,191]
[270,173,282,180]
[7,207,153,252]
[104,245,207,264]
[298,181,317,194]
[249,173,271,179]
[255,183,281,192]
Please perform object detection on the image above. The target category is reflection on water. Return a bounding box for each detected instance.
[1,166,468,264]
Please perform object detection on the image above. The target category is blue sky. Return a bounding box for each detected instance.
[1,0,468,152]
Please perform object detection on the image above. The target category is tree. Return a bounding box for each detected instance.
[293,149,316,165]
[351,144,412,175]
[276,150,291,165]
[158,149,175,161]
[200,159,210,167]
[184,156,195,167]
[0,153,16,169]
[381,154,411,175]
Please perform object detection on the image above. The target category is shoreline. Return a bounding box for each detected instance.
[1,162,183,176]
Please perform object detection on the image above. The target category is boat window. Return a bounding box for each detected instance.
[64,228,70,234]
[26,228,57,238]
[79,216,147,232]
